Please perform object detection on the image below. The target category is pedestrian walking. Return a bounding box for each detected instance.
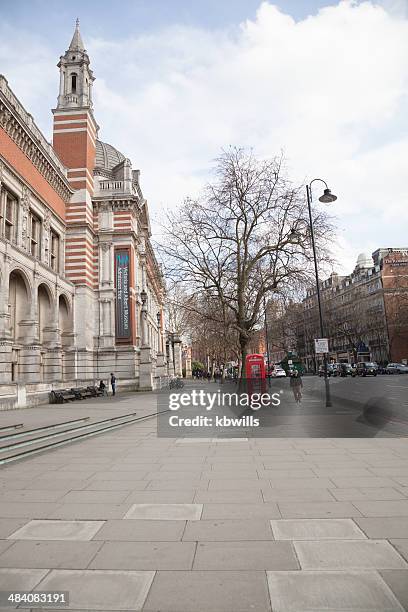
[290,369,303,403]
[110,372,116,396]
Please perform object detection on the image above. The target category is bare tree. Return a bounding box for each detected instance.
[160,148,334,374]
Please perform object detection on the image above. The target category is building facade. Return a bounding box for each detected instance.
[298,249,408,371]
[0,22,178,408]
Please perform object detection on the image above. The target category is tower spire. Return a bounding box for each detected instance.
[56,19,94,110]
[69,17,85,51]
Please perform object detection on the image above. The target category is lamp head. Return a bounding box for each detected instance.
[319,188,337,203]
[140,289,147,305]
[156,312,161,326]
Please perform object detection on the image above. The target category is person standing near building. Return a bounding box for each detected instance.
[110,373,117,396]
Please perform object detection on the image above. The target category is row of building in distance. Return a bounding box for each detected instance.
[266,249,408,371]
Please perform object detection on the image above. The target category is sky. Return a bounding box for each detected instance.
[1,0,408,274]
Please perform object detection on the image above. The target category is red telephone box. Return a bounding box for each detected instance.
[245,354,266,380]
[245,354,267,395]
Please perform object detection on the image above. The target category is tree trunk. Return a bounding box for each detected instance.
[239,333,248,390]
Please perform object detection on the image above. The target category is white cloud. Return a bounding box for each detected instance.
[1,1,408,275]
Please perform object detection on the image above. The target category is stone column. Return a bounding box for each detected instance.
[173,336,183,377]
[0,257,11,341]
[19,186,30,252]
[138,291,153,390]
[166,335,175,377]
[185,345,192,378]
[139,345,153,391]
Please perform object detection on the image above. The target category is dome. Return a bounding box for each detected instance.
[356,252,372,269]
[95,140,126,171]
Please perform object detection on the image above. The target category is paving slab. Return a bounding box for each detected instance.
[23,478,89,491]
[0,568,48,591]
[91,472,149,481]
[83,480,148,491]
[330,477,398,488]
[393,476,408,486]
[267,570,405,612]
[330,487,406,501]
[144,480,209,491]
[38,470,97,480]
[143,570,271,612]
[89,541,195,570]
[144,470,203,480]
[0,502,59,519]
[390,540,408,562]
[124,503,202,520]
[207,478,269,490]
[0,490,67,503]
[35,569,155,610]
[294,539,408,570]
[183,519,273,541]
[92,519,186,541]
[312,467,375,477]
[201,503,280,519]
[380,570,408,611]
[262,488,334,502]
[7,520,105,541]
[0,519,29,539]
[194,490,263,503]
[271,518,367,540]
[60,490,130,504]
[278,501,362,518]
[0,542,13,556]
[124,490,196,503]
[0,540,102,569]
[269,477,334,489]
[47,503,131,520]
[193,540,299,570]
[353,500,408,517]
[355,517,408,538]
[259,469,316,478]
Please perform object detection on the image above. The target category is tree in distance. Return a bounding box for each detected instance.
[160,147,335,377]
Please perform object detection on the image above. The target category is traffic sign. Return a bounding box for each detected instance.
[314,338,329,354]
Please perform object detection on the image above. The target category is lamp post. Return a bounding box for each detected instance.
[156,311,162,353]
[306,179,337,408]
[140,289,147,346]
[263,295,271,384]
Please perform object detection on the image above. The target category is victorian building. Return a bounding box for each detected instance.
[297,248,408,371]
[0,22,179,408]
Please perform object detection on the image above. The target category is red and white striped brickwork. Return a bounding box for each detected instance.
[52,109,98,289]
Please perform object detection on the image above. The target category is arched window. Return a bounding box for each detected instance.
[71,73,77,93]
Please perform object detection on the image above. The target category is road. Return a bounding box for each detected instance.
[254,374,408,437]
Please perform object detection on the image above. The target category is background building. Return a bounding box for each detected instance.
[296,249,408,371]
[0,22,173,408]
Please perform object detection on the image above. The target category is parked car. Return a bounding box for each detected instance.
[376,365,388,375]
[356,362,378,376]
[339,363,357,377]
[318,364,335,377]
[385,363,408,374]
[271,366,287,378]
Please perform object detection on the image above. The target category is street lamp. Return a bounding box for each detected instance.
[306,179,337,408]
[156,311,162,353]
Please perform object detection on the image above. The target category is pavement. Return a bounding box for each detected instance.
[0,378,407,611]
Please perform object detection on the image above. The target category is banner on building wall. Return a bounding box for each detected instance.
[115,249,131,339]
